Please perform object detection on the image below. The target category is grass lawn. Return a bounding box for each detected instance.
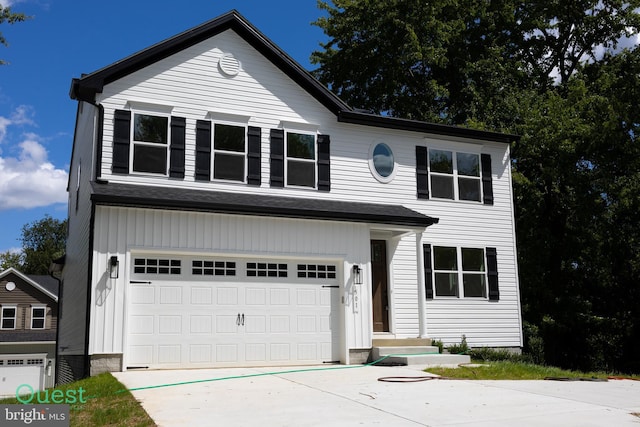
[426,360,640,381]
[0,373,155,427]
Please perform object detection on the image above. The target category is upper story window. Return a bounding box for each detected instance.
[432,246,487,298]
[286,132,316,188]
[213,123,247,182]
[369,142,396,183]
[429,149,481,202]
[132,113,169,175]
[1,306,17,329]
[416,146,493,205]
[31,306,46,329]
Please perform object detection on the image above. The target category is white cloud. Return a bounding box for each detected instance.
[0,108,68,211]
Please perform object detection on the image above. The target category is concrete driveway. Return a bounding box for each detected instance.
[114,365,640,426]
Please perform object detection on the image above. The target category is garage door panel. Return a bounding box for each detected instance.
[191,287,212,304]
[159,286,182,304]
[190,315,212,334]
[127,257,340,369]
[217,287,238,305]
[158,315,181,334]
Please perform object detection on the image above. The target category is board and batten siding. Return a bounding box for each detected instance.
[89,206,372,360]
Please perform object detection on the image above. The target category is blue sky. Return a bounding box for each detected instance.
[0,0,327,253]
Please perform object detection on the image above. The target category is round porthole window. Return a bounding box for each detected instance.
[369,142,396,183]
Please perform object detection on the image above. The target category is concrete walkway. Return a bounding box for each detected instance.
[114,365,640,426]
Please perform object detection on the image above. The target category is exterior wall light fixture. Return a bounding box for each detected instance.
[109,255,119,279]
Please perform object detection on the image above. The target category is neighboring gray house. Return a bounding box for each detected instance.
[0,268,58,395]
[58,10,522,382]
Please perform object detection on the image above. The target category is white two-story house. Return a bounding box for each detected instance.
[57,10,522,382]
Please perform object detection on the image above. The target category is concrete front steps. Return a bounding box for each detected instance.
[371,337,471,368]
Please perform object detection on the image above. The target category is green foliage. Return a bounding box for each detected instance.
[446,335,469,355]
[0,5,30,65]
[426,361,613,380]
[0,373,155,426]
[0,251,23,271]
[431,339,444,354]
[20,215,67,275]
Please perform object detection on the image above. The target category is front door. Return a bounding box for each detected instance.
[371,240,389,332]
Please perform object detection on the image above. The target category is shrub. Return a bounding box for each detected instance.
[447,335,470,354]
[431,339,444,354]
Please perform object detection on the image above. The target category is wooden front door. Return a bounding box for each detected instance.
[371,240,389,332]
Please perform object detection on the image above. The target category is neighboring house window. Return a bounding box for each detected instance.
[132,113,169,175]
[423,245,499,300]
[31,306,46,329]
[416,147,493,204]
[286,131,316,188]
[213,123,246,182]
[1,306,17,329]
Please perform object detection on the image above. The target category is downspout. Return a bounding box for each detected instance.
[48,254,65,386]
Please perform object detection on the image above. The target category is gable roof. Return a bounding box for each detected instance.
[91,181,438,228]
[70,10,518,144]
[0,268,58,302]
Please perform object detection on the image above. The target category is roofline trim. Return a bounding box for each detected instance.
[0,267,59,302]
[90,189,438,229]
[338,110,520,144]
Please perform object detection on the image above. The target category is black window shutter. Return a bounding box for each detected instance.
[247,126,261,186]
[317,134,331,192]
[481,154,493,205]
[416,146,429,199]
[486,247,499,301]
[169,116,186,178]
[423,244,434,299]
[112,110,131,174]
[195,120,211,181]
[270,129,284,188]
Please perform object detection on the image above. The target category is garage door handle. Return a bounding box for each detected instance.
[236,313,241,326]
[241,313,245,326]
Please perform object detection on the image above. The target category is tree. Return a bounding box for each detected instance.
[20,215,67,275]
[0,5,29,65]
[0,250,23,270]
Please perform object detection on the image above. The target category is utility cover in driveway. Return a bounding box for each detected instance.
[126,256,340,369]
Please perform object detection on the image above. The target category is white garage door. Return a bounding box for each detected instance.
[0,355,45,397]
[126,256,341,369]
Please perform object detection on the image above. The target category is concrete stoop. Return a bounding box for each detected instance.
[371,342,471,367]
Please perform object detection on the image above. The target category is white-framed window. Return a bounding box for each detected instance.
[286,131,316,188]
[131,112,170,175]
[31,306,46,329]
[212,123,247,182]
[429,149,481,201]
[1,306,17,329]
[433,246,487,298]
[369,142,396,183]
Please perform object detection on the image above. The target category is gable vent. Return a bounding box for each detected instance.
[218,53,240,77]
